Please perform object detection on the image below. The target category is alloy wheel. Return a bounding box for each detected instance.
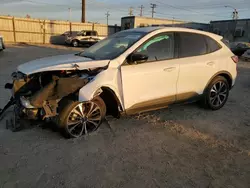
[66,102,102,138]
[72,41,78,47]
[209,81,228,107]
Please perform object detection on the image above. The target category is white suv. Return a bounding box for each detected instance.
[2,27,238,138]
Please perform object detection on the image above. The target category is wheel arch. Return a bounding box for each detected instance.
[97,86,123,118]
[204,71,233,93]
[71,39,80,44]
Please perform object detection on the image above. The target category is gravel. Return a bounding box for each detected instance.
[0,44,250,188]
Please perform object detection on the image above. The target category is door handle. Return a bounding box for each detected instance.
[207,61,215,66]
[164,67,176,72]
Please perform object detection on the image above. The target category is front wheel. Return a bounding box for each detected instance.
[58,96,106,138]
[72,40,79,47]
[201,76,229,110]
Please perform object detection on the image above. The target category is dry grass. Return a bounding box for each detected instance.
[133,113,250,156]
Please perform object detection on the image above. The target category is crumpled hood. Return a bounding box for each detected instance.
[18,53,110,75]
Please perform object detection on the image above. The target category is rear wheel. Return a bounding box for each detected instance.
[58,96,106,138]
[201,76,229,110]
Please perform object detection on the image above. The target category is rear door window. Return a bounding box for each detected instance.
[86,31,92,36]
[91,31,97,36]
[205,36,221,53]
[178,32,207,58]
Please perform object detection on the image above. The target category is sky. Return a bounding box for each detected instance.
[0,0,250,25]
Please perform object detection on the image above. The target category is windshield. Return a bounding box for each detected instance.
[78,31,147,60]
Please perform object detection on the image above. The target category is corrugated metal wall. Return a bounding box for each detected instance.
[210,20,250,42]
[0,16,121,44]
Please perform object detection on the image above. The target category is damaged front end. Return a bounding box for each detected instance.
[0,67,106,131]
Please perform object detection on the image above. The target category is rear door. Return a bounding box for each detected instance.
[176,32,221,100]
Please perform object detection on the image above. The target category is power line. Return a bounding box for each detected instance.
[176,0,248,9]
[155,0,230,19]
[19,0,80,9]
[86,0,131,14]
[150,3,157,18]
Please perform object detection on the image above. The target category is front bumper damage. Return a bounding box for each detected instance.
[0,71,91,132]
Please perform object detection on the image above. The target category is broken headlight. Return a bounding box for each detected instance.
[20,96,35,109]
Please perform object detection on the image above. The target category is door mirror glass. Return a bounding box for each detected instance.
[127,53,148,64]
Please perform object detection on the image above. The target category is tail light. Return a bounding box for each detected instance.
[231,55,239,64]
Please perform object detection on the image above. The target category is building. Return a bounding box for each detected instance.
[170,22,210,31]
[121,16,184,30]
[121,16,210,32]
[210,19,250,42]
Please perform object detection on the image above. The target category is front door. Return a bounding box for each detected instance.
[120,32,180,113]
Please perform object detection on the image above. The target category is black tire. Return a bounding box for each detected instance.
[72,40,79,47]
[58,96,106,139]
[201,76,229,110]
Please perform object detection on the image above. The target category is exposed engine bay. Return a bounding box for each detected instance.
[0,66,106,131]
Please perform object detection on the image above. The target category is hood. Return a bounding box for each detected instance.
[18,53,110,75]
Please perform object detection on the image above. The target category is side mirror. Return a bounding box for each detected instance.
[127,53,148,64]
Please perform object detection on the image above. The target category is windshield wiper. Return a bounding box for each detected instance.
[82,55,95,60]
[75,52,82,56]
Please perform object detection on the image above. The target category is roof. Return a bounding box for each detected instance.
[120,27,162,33]
[120,26,223,40]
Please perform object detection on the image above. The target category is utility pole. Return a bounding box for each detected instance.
[81,0,86,23]
[105,11,110,25]
[150,3,157,18]
[225,5,238,40]
[225,5,238,20]
[172,17,175,27]
[69,8,72,34]
[129,7,134,16]
[68,8,71,22]
[232,9,239,20]
[139,5,144,17]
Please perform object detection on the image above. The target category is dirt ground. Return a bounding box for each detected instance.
[0,44,250,188]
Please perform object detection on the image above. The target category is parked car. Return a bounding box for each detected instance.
[230,42,250,57]
[241,49,250,61]
[1,27,238,138]
[61,31,79,37]
[0,35,5,51]
[65,30,105,47]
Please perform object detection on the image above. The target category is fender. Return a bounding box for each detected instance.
[203,71,233,93]
[78,83,124,109]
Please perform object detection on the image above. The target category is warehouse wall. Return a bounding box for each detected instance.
[210,19,250,42]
